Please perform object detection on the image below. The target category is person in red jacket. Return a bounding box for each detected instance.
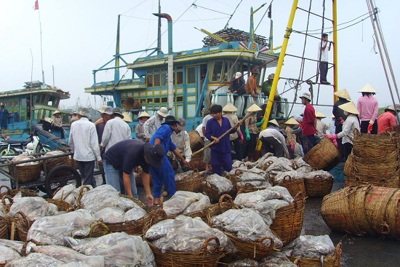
[299,92,320,154]
[377,106,398,133]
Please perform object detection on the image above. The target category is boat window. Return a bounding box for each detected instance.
[175,72,183,85]
[160,73,167,86]
[211,61,223,82]
[154,74,160,86]
[147,75,153,87]
[187,67,196,84]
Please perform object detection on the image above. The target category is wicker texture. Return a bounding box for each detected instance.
[44,155,70,172]
[190,152,205,171]
[274,175,306,198]
[176,170,205,193]
[303,137,341,171]
[289,242,342,267]
[304,175,333,198]
[322,185,400,239]
[204,194,237,226]
[13,211,33,242]
[202,180,234,204]
[147,236,224,267]
[270,192,306,245]
[0,185,38,198]
[225,233,274,260]
[0,216,7,239]
[9,162,42,183]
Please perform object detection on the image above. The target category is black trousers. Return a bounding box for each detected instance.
[319,61,328,82]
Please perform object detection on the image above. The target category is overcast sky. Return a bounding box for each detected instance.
[1,0,398,120]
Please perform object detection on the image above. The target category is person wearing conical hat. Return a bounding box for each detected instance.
[244,104,262,161]
[315,111,329,139]
[332,89,351,158]
[333,101,360,160]
[299,92,320,155]
[228,72,245,97]
[377,105,398,134]
[259,119,289,158]
[357,84,378,134]
[50,110,65,139]
[223,103,244,160]
[283,117,304,158]
[136,111,150,142]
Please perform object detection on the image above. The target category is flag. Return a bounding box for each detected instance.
[34,0,39,10]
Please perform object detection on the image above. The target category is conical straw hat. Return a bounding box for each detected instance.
[222,103,237,112]
[122,112,132,122]
[268,119,279,127]
[334,89,351,100]
[285,117,299,125]
[138,111,150,119]
[246,104,262,112]
[315,111,326,118]
[338,102,359,115]
[359,83,377,93]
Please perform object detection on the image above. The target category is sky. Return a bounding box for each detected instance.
[1,0,399,121]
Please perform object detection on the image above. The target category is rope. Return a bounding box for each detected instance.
[224,0,243,29]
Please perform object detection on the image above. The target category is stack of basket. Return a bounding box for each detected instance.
[344,129,400,188]
[321,185,400,239]
[189,130,205,171]
[304,137,341,171]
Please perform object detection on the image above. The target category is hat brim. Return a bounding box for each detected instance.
[113,112,124,118]
[157,111,168,117]
[144,143,163,167]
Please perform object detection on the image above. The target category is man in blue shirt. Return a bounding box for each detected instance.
[150,115,188,205]
[205,104,241,175]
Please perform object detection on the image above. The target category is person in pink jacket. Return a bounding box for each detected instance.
[357,84,378,134]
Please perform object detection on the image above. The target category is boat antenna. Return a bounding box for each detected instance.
[157,0,162,54]
[224,0,243,29]
[34,0,45,87]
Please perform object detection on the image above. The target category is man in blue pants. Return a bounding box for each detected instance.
[149,115,188,205]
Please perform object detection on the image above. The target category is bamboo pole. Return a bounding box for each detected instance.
[192,112,252,156]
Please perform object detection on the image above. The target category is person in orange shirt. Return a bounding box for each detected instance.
[377,106,398,133]
[245,69,259,97]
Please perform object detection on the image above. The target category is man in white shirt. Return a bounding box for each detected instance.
[319,33,332,84]
[69,108,102,187]
[170,118,192,172]
[143,107,169,142]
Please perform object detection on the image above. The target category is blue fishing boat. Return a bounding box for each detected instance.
[0,80,70,149]
[84,5,289,133]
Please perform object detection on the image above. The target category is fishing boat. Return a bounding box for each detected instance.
[84,4,289,133]
[0,80,70,149]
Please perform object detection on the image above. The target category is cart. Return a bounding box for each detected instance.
[0,152,87,197]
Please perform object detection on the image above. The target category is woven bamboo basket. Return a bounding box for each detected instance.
[204,194,237,226]
[274,175,306,198]
[289,242,342,267]
[304,175,333,198]
[347,185,374,235]
[46,199,74,212]
[270,192,306,245]
[13,211,33,242]
[89,221,109,238]
[190,152,205,171]
[352,130,399,158]
[189,130,204,152]
[235,183,263,194]
[202,180,234,204]
[321,187,359,234]
[345,173,400,188]
[364,186,398,236]
[44,155,70,172]
[303,137,341,171]
[0,216,7,239]
[9,161,42,183]
[147,236,224,267]
[225,233,274,261]
[105,196,160,236]
[385,189,400,239]
[0,185,38,198]
[176,169,205,193]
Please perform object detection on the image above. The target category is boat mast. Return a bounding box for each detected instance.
[157,0,162,55]
[113,15,121,107]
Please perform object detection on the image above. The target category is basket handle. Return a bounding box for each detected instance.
[0,185,11,195]
[259,236,275,251]
[89,221,109,237]
[313,175,323,181]
[218,194,233,206]
[2,195,13,213]
[238,162,246,167]
[282,175,293,182]
[380,222,390,235]
[200,236,220,254]
[235,169,243,175]
[76,185,91,209]
[14,211,30,228]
